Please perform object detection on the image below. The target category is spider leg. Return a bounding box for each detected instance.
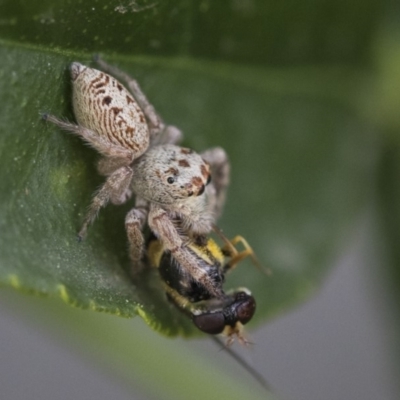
[43,114,134,162]
[94,57,168,144]
[148,205,223,298]
[125,201,148,274]
[201,147,230,220]
[78,166,133,240]
[153,125,183,146]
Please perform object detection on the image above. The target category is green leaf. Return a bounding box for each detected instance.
[0,40,378,336]
[0,0,386,65]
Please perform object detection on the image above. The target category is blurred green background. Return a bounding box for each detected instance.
[0,1,399,399]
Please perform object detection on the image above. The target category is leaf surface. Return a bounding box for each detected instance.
[0,42,377,335]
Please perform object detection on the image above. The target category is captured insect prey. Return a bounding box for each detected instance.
[43,58,230,298]
[145,231,260,345]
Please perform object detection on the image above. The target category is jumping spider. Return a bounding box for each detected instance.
[44,58,230,297]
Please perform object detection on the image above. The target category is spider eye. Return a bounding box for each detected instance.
[167,177,175,184]
[206,175,212,185]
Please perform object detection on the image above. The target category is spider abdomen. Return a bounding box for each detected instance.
[71,62,149,156]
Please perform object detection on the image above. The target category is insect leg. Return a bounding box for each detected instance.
[222,235,259,272]
[217,232,270,275]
